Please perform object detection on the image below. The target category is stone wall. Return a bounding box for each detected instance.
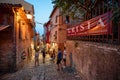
[66,40,120,80]
[0,29,14,73]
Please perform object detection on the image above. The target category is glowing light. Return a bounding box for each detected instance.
[26,14,32,19]
[31,43,34,49]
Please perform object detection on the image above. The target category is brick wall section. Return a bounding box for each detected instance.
[15,19,32,70]
[66,40,120,80]
[0,29,14,72]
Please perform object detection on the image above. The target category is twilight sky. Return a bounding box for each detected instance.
[25,0,53,35]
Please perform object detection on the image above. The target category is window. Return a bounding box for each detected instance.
[55,16,58,23]
[54,31,57,40]
[19,20,26,40]
[66,15,70,23]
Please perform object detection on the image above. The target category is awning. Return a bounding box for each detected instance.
[0,25,10,31]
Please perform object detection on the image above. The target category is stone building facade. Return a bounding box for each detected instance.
[0,2,35,73]
[49,6,67,52]
[0,0,35,25]
[44,20,51,44]
[44,20,51,51]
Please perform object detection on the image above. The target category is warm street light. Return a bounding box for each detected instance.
[26,14,32,19]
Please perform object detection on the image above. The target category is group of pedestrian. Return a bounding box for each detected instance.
[56,47,66,71]
[34,47,67,71]
[34,48,46,67]
[51,49,56,63]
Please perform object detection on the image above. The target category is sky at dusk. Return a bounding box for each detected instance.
[25,0,54,35]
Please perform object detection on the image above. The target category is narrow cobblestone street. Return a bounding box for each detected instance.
[0,53,82,80]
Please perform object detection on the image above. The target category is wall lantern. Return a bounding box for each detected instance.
[26,14,32,19]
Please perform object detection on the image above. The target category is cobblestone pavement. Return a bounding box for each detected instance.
[0,53,82,80]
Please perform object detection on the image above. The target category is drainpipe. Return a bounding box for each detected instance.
[12,7,17,71]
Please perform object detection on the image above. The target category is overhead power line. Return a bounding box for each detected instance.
[35,21,44,25]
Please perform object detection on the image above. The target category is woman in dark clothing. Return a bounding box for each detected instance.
[42,49,46,63]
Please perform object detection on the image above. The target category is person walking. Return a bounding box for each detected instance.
[51,49,56,63]
[56,48,62,71]
[63,47,66,68]
[35,50,40,66]
[42,49,46,63]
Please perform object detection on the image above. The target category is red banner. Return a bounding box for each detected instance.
[67,12,112,36]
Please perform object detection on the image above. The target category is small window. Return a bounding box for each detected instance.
[66,15,70,23]
[55,16,58,23]
[28,11,31,14]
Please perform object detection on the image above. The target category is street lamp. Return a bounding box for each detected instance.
[26,14,32,19]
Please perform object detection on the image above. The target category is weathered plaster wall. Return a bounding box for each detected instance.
[66,40,120,80]
[0,28,14,72]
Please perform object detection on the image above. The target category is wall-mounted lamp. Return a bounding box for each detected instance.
[26,14,32,19]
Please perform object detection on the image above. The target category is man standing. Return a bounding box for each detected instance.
[56,48,62,71]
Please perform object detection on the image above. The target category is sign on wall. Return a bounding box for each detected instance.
[67,12,112,36]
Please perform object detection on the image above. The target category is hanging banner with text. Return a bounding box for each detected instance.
[67,12,112,36]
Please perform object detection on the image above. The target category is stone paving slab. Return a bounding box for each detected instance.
[0,54,82,80]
